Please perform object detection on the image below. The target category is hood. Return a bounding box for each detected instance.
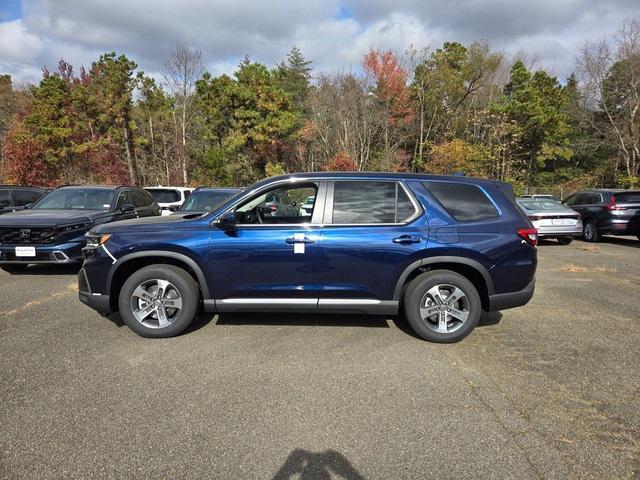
[0,209,104,227]
[93,214,195,233]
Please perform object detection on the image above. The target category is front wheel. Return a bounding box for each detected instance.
[118,264,200,338]
[403,270,482,343]
[583,220,599,242]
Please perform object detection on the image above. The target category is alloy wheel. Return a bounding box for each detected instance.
[419,284,470,334]
[130,278,183,329]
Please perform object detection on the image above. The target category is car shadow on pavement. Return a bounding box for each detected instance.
[216,312,390,328]
[2,264,81,275]
[105,311,217,334]
[391,310,502,340]
[272,449,366,480]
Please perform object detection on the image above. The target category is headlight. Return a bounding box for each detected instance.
[85,233,111,248]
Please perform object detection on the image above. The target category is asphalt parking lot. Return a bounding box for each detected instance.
[1,238,639,479]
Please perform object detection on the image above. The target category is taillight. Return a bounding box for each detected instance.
[517,228,538,247]
[606,196,626,211]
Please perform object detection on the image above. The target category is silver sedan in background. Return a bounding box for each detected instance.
[517,198,583,244]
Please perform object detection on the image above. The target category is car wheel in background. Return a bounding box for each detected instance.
[118,264,200,338]
[583,220,599,242]
[557,237,574,245]
[403,270,481,343]
[1,264,28,274]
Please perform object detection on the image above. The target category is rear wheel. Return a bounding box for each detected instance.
[118,264,200,338]
[557,237,574,245]
[583,220,599,242]
[403,270,481,343]
[1,264,28,274]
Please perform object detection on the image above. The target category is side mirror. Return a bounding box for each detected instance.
[121,203,135,213]
[0,205,4,211]
[168,205,180,212]
[216,211,237,231]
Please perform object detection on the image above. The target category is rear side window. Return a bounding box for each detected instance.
[12,189,42,206]
[423,181,498,221]
[615,192,640,203]
[331,181,418,224]
[147,189,180,203]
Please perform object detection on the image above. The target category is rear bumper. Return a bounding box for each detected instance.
[487,280,535,312]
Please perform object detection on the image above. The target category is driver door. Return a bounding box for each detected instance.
[207,181,326,311]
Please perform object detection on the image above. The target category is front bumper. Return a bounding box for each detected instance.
[78,268,112,315]
[487,280,535,312]
[0,241,84,264]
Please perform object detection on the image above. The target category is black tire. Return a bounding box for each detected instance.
[583,220,599,242]
[403,270,482,343]
[1,264,28,274]
[118,264,200,338]
[557,237,574,245]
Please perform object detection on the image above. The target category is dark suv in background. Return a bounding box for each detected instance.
[0,185,160,272]
[0,186,47,215]
[79,173,537,343]
[564,189,640,242]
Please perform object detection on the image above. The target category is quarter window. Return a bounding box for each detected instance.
[423,181,498,221]
[331,181,418,224]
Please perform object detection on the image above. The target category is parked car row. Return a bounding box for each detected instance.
[0,185,239,272]
[516,189,640,244]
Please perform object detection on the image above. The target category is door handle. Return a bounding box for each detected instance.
[286,236,315,244]
[392,235,422,244]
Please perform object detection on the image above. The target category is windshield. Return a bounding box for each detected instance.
[180,190,238,212]
[518,199,565,211]
[32,189,115,210]
[147,189,180,203]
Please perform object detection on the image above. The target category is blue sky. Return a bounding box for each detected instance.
[0,0,638,86]
[0,0,21,21]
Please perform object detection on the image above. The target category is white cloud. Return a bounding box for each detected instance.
[0,0,637,85]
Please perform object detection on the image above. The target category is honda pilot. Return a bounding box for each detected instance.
[79,173,538,343]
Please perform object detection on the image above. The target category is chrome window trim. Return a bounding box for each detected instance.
[211,179,326,227]
[422,179,503,219]
[324,179,423,227]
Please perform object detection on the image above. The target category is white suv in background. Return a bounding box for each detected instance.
[144,186,193,216]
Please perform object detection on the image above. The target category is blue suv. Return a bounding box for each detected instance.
[79,173,537,343]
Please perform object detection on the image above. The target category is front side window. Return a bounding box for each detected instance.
[0,190,13,207]
[235,184,317,225]
[33,189,115,210]
[331,181,418,224]
[116,191,134,210]
[12,189,42,206]
[423,181,498,221]
[131,190,149,208]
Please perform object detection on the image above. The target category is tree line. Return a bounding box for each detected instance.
[1,17,638,193]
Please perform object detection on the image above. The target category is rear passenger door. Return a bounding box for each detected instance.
[317,180,427,305]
